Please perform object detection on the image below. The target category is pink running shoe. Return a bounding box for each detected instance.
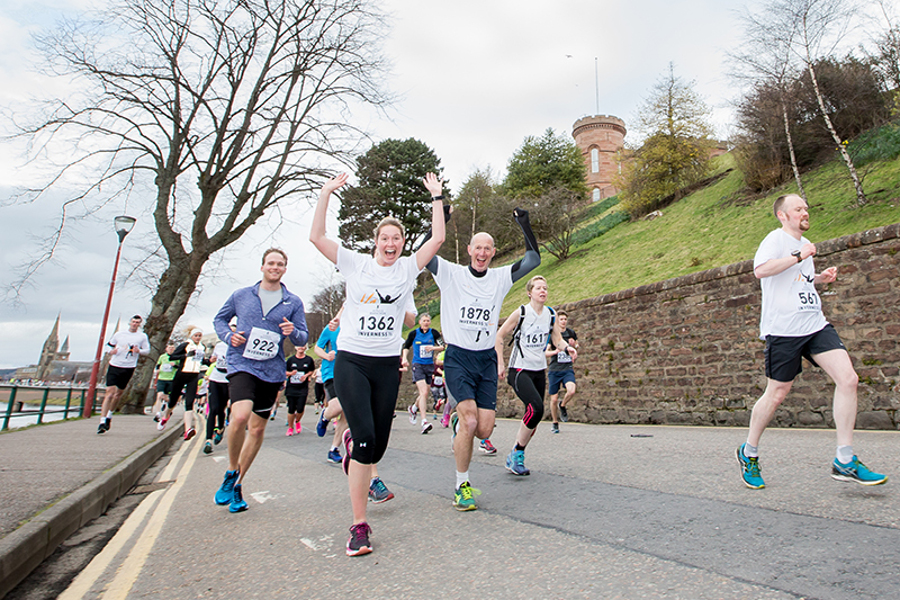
[294,423,301,434]
[286,427,294,437]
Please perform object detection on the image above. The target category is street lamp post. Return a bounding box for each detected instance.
[83,215,136,418]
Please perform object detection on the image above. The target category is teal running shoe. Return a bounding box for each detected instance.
[736,444,765,489]
[229,483,248,512]
[368,477,394,503]
[452,482,481,511]
[831,456,887,486]
[505,449,530,476]
[215,469,240,505]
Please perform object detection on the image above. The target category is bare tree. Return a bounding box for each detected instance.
[731,3,807,200]
[12,0,390,411]
[776,0,867,205]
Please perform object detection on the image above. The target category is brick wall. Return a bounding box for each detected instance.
[497,223,900,430]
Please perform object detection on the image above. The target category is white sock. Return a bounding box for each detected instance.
[836,445,854,464]
[743,443,758,458]
[456,471,469,489]
[106,410,114,419]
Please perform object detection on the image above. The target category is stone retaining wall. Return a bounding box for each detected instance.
[496,223,900,430]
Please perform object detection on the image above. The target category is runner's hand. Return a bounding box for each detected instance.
[279,317,294,336]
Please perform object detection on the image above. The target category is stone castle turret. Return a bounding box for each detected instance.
[572,115,626,201]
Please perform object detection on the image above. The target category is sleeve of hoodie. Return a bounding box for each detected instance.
[287,295,309,348]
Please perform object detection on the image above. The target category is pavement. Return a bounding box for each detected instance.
[0,412,183,598]
[2,407,899,600]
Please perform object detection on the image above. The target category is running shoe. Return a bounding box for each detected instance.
[215,469,240,505]
[342,429,353,476]
[368,477,394,503]
[316,413,329,437]
[229,483,248,513]
[294,423,301,434]
[153,412,161,423]
[421,421,433,435]
[551,423,560,434]
[286,426,293,437]
[157,416,168,431]
[505,449,530,476]
[736,444,765,489]
[831,456,888,486]
[479,439,497,455]
[452,482,481,511]
[408,404,417,425]
[440,413,450,428]
[184,428,196,441]
[326,448,342,464]
[346,522,373,556]
[559,405,569,422]
[105,417,112,431]
[203,440,213,454]
[97,421,107,435]
[213,428,223,445]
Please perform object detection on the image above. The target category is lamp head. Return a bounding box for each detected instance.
[114,215,136,242]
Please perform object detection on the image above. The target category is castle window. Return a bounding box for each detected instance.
[591,148,599,173]
[593,188,601,202]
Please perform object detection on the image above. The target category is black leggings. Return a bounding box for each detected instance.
[168,371,200,411]
[333,351,400,465]
[507,368,546,429]
[206,380,229,440]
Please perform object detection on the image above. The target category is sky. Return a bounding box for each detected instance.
[0,0,881,370]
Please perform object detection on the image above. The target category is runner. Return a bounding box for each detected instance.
[314,314,346,464]
[285,344,315,436]
[151,342,176,423]
[496,276,576,475]
[427,206,540,510]
[97,315,150,434]
[736,193,887,489]
[402,313,444,434]
[310,171,445,556]
[161,328,207,441]
[212,248,309,513]
[546,309,579,433]
[203,336,230,454]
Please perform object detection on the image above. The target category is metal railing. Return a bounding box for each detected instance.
[1,384,101,431]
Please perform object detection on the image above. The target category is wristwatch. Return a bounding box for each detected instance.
[791,250,802,262]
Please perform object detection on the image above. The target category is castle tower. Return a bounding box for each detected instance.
[58,336,71,362]
[572,115,626,202]
[36,313,61,380]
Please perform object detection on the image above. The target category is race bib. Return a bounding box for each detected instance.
[356,306,396,339]
[243,327,281,361]
[289,372,304,384]
[418,344,432,359]
[161,363,174,373]
[457,304,492,331]
[556,350,572,363]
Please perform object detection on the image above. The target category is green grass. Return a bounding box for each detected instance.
[429,151,900,328]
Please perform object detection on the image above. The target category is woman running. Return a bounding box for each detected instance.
[162,328,208,441]
[310,171,445,556]
[495,276,576,476]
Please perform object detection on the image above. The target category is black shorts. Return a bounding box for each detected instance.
[412,363,435,384]
[227,372,283,419]
[156,380,173,394]
[765,324,846,382]
[323,379,337,401]
[285,387,309,413]
[105,365,135,389]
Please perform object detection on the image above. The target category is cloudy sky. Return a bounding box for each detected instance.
[0,0,877,370]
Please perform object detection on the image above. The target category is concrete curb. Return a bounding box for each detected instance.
[0,421,182,598]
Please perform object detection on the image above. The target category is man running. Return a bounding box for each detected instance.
[736,193,887,489]
[97,315,150,434]
[212,248,308,512]
[402,313,444,434]
[546,309,579,433]
[151,342,176,423]
[427,208,540,510]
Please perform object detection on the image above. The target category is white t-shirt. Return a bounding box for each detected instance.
[509,304,554,371]
[181,341,206,374]
[208,341,229,384]
[107,331,150,368]
[336,247,420,357]
[432,257,514,351]
[754,229,828,339]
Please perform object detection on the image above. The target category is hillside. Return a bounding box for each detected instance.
[423,149,900,329]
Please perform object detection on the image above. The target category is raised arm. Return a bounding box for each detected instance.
[509,208,541,283]
[309,173,348,265]
[424,204,453,275]
[415,172,446,271]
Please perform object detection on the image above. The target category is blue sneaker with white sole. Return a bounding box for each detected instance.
[736,444,765,489]
[229,483,248,512]
[831,456,887,486]
[215,469,240,505]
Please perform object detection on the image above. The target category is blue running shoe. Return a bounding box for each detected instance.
[229,483,248,512]
[327,448,342,464]
[831,456,887,486]
[736,444,765,489]
[505,449,530,476]
[215,469,240,505]
[316,413,329,437]
[368,477,394,503]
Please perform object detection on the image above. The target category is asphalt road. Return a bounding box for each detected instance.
[13,410,900,600]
